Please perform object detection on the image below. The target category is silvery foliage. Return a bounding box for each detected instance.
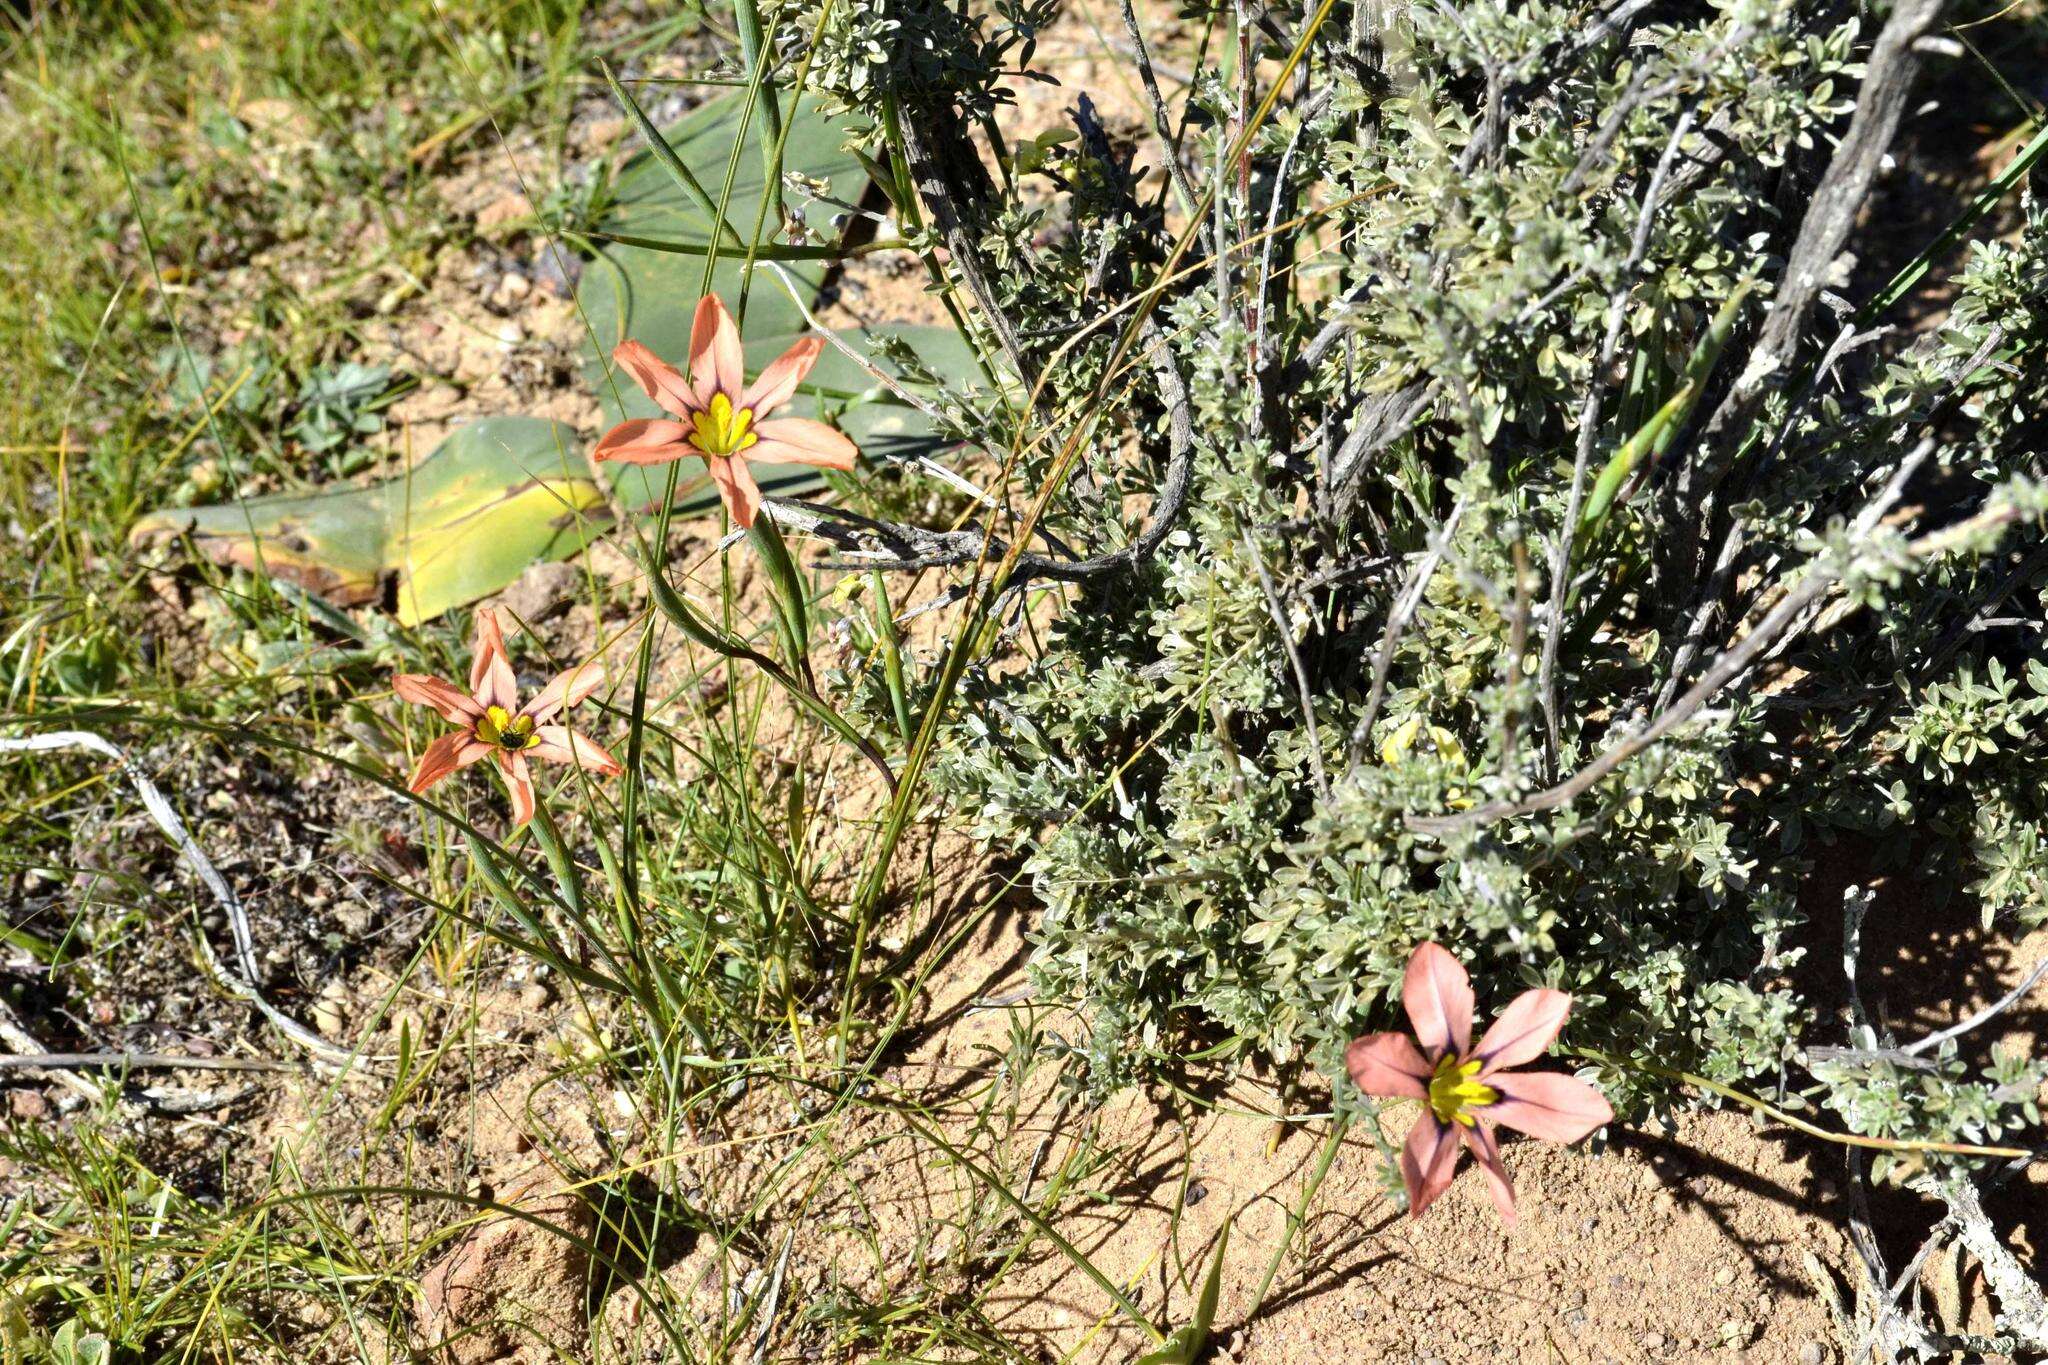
[810,0,2045,1245]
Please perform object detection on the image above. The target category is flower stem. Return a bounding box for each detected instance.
[1573,1049,2037,1162]
[1247,1114,1349,1320]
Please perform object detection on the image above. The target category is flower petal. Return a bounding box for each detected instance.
[523,656,608,724]
[689,294,744,404]
[750,416,858,470]
[742,335,824,415]
[613,340,697,418]
[706,454,762,528]
[408,733,491,794]
[1402,941,1474,1061]
[469,608,518,712]
[494,750,537,826]
[530,725,623,777]
[1463,1121,1518,1227]
[593,418,693,465]
[1345,1032,1432,1101]
[1487,1071,1614,1144]
[1400,1113,1462,1221]
[393,673,483,724]
[1475,988,1573,1076]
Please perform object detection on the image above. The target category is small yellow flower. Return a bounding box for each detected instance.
[1380,715,1468,767]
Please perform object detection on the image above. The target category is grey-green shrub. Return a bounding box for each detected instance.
[806,0,2046,1186]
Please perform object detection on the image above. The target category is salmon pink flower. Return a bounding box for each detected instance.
[592,295,858,528]
[393,608,621,825]
[1346,942,1613,1227]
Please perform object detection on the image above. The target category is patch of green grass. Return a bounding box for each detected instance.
[0,1119,395,1361]
[0,3,634,1358]
[0,0,599,709]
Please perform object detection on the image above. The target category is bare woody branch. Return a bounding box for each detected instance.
[1410,479,2036,837]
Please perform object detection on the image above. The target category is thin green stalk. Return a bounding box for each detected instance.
[597,57,746,254]
[1577,1050,2038,1161]
[1246,1115,1348,1319]
[889,1113,1167,1346]
[870,570,915,747]
[1860,118,2048,321]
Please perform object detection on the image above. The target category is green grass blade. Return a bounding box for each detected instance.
[1861,119,2048,321]
[1579,280,1753,535]
[747,519,812,680]
[597,57,747,253]
[648,561,896,791]
[1135,1218,1230,1364]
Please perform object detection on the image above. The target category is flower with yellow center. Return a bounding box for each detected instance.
[1344,942,1614,1227]
[593,295,859,528]
[393,608,622,826]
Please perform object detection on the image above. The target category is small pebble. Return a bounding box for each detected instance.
[1713,1265,1736,1286]
[1798,1345,1828,1365]
[312,996,347,1036]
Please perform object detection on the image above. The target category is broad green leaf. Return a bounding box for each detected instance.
[49,1321,111,1365]
[576,88,983,514]
[130,417,607,627]
[131,94,984,626]
[576,89,868,379]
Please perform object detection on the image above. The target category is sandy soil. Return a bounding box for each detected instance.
[258,862,2044,1363]
[770,904,1852,1364]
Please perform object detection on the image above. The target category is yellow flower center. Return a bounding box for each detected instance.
[689,392,759,458]
[475,704,539,751]
[1428,1054,1499,1127]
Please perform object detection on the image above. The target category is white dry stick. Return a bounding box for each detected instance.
[1903,958,2048,1059]
[1944,1176,2048,1346]
[0,729,355,1066]
[0,995,104,1104]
